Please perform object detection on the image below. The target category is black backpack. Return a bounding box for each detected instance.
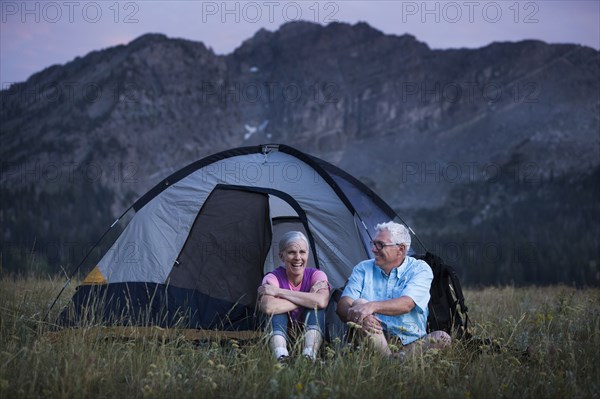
[416,252,471,339]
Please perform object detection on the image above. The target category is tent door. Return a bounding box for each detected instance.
[168,187,272,307]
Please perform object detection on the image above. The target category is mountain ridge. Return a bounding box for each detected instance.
[1,21,598,284]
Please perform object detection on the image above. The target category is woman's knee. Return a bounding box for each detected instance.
[303,308,325,327]
[266,313,289,338]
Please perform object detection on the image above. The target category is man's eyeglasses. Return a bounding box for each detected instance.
[370,241,402,250]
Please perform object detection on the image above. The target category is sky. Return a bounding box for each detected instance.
[1,0,599,85]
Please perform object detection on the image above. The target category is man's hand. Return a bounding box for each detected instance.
[361,314,384,335]
[347,300,376,324]
[345,299,383,334]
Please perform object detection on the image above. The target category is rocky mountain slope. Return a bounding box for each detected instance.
[1,21,598,284]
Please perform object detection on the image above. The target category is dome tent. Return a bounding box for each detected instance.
[56,144,422,331]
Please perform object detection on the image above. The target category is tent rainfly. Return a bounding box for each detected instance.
[57,144,422,331]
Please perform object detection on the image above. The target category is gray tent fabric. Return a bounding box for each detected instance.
[62,144,406,330]
[96,148,372,288]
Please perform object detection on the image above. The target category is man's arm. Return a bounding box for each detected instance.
[337,296,384,334]
[347,296,415,324]
[336,296,354,322]
[336,262,367,322]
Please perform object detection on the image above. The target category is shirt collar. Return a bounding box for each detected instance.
[377,256,409,278]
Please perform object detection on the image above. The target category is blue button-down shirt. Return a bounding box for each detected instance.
[341,256,433,345]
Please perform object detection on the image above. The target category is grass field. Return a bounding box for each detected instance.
[0,277,598,398]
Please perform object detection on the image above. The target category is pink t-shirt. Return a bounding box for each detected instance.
[262,269,328,291]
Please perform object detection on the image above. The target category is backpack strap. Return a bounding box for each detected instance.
[446,264,468,312]
[445,263,471,338]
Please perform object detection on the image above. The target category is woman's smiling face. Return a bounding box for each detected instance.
[280,240,309,282]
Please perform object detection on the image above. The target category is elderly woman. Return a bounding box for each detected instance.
[258,231,330,361]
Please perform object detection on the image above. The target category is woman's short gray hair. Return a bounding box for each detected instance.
[278,231,309,253]
[375,221,411,250]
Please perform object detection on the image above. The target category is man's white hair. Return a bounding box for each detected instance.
[375,221,411,250]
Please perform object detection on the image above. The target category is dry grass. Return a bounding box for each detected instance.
[0,277,598,398]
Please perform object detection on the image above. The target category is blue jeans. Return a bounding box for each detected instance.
[268,308,325,341]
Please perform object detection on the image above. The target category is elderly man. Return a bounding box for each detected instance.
[337,221,450,356]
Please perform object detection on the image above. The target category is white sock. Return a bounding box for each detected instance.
[302,329,323,360]
[301,347,316,360]
[274,346,289,359]
[270,335,289,359]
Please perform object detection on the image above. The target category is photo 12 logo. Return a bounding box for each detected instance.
[200,81,340,105]
[401,1,540,24]
[1,1,140,23]
[200,1,339,23]
[1,80,143,105]
[1,161,138,184]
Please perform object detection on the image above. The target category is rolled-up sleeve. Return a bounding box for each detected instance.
[261,273,279,287]
[341,263,366,301]
[402,261,433,313]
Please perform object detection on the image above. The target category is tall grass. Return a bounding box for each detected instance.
[0,277,598,398]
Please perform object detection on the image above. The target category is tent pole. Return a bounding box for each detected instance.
[407,225,428,253]
[391,214,428,253]
[356,214,428,254]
